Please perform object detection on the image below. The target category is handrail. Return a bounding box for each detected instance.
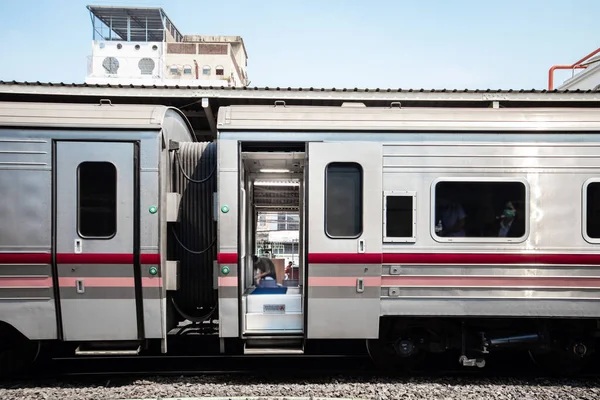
[548,47,600,90]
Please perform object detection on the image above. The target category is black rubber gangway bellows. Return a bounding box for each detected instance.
[169,141,218,320]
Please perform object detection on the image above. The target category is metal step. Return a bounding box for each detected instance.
[75,344,141,356]
[243,335,304,355]
[244,346,304,355]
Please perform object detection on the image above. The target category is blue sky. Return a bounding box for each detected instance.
[1,0,599,89]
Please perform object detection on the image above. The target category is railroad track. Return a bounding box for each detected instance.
[6,349,600,381]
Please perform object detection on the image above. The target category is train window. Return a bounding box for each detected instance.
[432,179,528,242]
[325,162,363,238]
[77,161,117,238]
[383,191,416,242]
[584,181,600,240]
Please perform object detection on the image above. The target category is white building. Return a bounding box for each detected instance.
[85,6,249,87]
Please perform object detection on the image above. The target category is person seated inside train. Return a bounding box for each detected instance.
[252,255,277,287]
[496,201,525,238]
[437,198,466,237]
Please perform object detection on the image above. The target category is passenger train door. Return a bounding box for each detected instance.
[306,141,382,339]
[55,141,141,341]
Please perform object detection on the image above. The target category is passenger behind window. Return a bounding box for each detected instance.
[496,201,524,238]
[253,255,277,287]
[437,198,466,237]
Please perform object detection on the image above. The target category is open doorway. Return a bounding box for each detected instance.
[239,148,306,338]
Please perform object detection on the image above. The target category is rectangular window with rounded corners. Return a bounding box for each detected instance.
[78,161,117,238]
[325,162,363,238]
[584,180,600,241]
[432,179,528,242]
[383,191,416,243]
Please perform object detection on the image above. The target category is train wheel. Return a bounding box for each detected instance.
[0,339,41,377]
[528,344,591,376]
[366,337,427,373]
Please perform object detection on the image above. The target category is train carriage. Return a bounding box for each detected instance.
[2,100,600,374]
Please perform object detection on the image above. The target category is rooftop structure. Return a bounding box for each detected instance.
[549,47,600,91]
[88,5,183,42]
[85,5,249,87]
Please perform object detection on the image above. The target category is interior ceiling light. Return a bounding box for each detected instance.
[254,181,299,186]
[259,169,290,173]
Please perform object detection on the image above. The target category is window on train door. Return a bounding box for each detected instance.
[325,162,363,238]
[383,191,417,243]
[77,161,117,238]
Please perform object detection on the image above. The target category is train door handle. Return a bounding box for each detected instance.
[76,279,85,294]
[358,239,366,254]
[356,278,365,293]
[74,239,83,254]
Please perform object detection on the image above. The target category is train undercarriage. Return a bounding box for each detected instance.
[2,316,600,377]
[366,316,600,375]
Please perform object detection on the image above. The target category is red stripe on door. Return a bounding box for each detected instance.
[308,253,382,264]
[217,253,238,264]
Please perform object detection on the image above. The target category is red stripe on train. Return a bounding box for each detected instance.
[309,253,600,265]
[217,253,238,264]
[381,253,600,265]
[0,253,160,264]
[218,252,600,265]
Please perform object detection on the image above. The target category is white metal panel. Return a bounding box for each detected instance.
[218,106,600,132]
[0,101,173,130]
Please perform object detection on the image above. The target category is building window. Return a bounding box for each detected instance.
[138,58,155,75]
[183,65,192,75]
[325,162,363,238]
[169,65,181,75]
[433,179,527,241]
[215,65,224,76]
[102,57,119,74]
[78,162,117,238]
[584,180,600,240]
[383,191,416,242]
[202,65,211,75]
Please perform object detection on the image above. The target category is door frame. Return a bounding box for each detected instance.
[51,139,144,341]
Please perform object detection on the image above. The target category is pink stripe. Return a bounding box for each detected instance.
[0,277,53,287]
[382,276,600,288]
[218,276,237,287]
[308,276,381,287]
[58,277,161,287]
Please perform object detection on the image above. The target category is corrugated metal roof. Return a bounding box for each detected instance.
[2,79,600,93]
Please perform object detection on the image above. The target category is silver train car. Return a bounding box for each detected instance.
[2,100,600,373]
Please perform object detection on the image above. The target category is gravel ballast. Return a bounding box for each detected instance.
[2,375,600,400]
